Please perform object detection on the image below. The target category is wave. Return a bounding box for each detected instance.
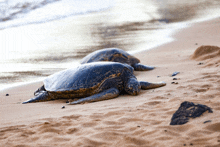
[0,0,114,29]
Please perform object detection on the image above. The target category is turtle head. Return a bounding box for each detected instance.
[129,56,140,65]
[125,78,141,95]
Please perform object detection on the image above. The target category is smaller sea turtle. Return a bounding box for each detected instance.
[22,62,165,105]
[81,48,154,71]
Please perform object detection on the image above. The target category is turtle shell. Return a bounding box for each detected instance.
[44,62,134,93]
[81,48,140,65]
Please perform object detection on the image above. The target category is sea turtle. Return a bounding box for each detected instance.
[22,62,166,105]
[81,48,154,71]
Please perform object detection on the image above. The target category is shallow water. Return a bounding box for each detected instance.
[0,0,220,90]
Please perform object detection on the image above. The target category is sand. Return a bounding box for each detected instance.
[1,3,220,147]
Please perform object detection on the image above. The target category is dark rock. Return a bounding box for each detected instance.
[171,72,180,77]
[203,120,212,124]
[61,106,65,109]
[6,94,9,96]
[170,101,213,125]
[171,82,178,84]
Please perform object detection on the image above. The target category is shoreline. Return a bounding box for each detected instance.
[0,16,217,92]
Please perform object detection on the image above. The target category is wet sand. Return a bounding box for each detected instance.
[1,0,220,147]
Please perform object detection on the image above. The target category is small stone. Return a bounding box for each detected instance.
[195,43,198,45]
[6,94,9,96]
[171,82,178,84]
[203,120,212,124]
[173,78,178,80]
[198,62,203,65]
[61,106,65,109]
[157,76,160,78]
[137,126,140,128]
[171,72,180,77]
[183,144,186,146]
[164,130,167,132]
[190,143,193,146]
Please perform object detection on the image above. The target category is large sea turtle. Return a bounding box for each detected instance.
[22,62,166,105]
[81,48,154,71]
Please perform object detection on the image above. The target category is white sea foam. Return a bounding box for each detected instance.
[0,0,114,29]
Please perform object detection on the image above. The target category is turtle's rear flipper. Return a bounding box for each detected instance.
[22,91,49,104]
[68,88,119,105]
[140,81,166,90]
[133,63,154,71]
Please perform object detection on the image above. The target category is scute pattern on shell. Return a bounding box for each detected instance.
[44,62,133,93]
[81,48,140,65]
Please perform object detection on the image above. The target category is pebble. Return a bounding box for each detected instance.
[171,72,180,77]
[203,120,212,124]
[171,82,178,84]
[6,94,9,96]
[61,106,65,109]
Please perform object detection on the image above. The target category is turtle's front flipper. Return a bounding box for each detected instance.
[22,91,50,104]
[133,63,154,71]
[68,88,119,105]
[140,81,166,90]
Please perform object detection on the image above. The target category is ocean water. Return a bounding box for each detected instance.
[0,0,220,90]
[0,0,114,29]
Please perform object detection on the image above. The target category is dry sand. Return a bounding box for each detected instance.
[0,4,220,147]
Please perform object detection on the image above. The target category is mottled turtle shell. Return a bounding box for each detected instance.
[44,62,134,93]
[81,48,140,66]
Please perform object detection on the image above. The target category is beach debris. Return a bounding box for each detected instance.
[6,94,9,96]
[81,48,155,71]
[171,72,180,77]
[170,101,213,125]
[171,82,178,84]
[61,106,65,109]
[203,120,212,124]
[22,62,166,105]
[198,62,203,65]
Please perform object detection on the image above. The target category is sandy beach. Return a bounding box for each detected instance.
[1,0,220,146]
